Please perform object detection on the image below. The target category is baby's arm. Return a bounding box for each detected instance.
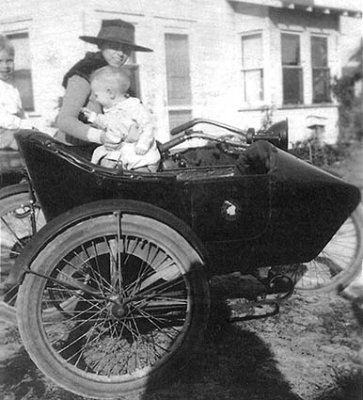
[81,108,128,144]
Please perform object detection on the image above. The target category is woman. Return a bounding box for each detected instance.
[57,19,152,145]
[0,21,152,294]
[0,34,32,149]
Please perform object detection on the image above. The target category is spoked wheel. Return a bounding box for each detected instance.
[17,201,209,399]
[0,184,46,315]
[294,204,363,293]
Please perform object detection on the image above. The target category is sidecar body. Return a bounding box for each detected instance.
[15,128,360,276]
[10,123,363,400]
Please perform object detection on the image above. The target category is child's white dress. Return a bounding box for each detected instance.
[91,97,160,169]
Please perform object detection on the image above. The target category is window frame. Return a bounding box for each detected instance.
[5,30,35,112]
[281,32,304,105]
[122,52,141,98]
[240,32,264,106]
[311,35,331,104]
[164,32,193,130]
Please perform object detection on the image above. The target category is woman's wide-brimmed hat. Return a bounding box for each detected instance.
[80,19,153,52]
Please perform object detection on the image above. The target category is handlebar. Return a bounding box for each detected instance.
[161,118,289,154]
[170,118,247,137]
[158,131,248,154]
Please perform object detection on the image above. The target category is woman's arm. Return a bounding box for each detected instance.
[57,75,103,143]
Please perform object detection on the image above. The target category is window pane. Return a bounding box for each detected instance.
[283,68,303,104]
[13,70,34,111]
[313,69,330,103]
[244,69,263,103]
[168,110,192,130]
[311,37,327,67]
[242,34,262,69]
[7,32,31,70]
[6,32,34,111]
[123,65,140,98]
[165,34,191,106]
[281,34,300,66]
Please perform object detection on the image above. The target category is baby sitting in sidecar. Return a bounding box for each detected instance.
[81,66,160,172]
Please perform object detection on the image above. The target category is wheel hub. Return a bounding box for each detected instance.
[111,302,128,318]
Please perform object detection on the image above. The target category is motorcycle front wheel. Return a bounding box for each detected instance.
[17,206,209,399]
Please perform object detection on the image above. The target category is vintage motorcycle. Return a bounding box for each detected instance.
[0,118,362,398]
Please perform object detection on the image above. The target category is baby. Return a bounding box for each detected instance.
[82,66,160,171]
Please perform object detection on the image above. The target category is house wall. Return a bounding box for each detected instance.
[269,8,341,143]
[0,0,361,144]
[0,0,88,125]
[339,15,362,67]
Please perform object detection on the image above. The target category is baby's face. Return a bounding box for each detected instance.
[91,80,114,108]
[0,49,14,82]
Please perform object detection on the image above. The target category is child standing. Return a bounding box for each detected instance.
[0,34,33,149]
[82,66,160,171]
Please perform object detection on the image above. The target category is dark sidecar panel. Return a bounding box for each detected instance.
[15,130,361,275]
[16,133,180,222]
[188,174,270,241]
[15,131,271,242]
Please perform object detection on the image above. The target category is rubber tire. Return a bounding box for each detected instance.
[295,204,363,293]
[17,200,209,399]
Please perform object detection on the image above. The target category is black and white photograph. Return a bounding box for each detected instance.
[0,1,362,399]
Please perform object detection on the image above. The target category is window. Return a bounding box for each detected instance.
[241,33,263,104]
[124,52,140,98]
[311,36,330,103]
[6,32,34,111]
[165,33,192,129]
[281,33,303,105]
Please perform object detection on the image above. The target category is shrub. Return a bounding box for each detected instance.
[331,43,363,141]
[289,137,350,168]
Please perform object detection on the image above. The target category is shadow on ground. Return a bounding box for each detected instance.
[141,300,302,400]
[1,291,361,400]
[0,299,302,400]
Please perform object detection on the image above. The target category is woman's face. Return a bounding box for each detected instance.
[101,43,131,68]
[0,49,14,82]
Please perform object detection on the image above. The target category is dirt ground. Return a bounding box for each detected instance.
[0,144,362,400]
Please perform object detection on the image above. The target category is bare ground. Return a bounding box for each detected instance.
[0,144,362,400]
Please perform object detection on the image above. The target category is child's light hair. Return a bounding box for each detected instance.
[0,34,15,56]
[91,66,130,94]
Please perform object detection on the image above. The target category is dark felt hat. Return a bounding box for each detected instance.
[80,19,153,52]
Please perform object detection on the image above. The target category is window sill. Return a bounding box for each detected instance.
[167,106,193,111]
[278,103,337,110]
[238,103,337,112]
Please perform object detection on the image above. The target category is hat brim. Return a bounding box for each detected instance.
[79,36,153,52]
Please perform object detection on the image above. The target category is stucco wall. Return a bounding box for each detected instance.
[0,0,361,143]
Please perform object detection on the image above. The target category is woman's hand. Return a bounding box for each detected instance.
[81,107,97,123]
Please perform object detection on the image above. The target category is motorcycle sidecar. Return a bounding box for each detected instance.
[7,124,362,399]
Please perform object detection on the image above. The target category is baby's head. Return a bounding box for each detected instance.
[0,34,15,82]
[91,66,130,108]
